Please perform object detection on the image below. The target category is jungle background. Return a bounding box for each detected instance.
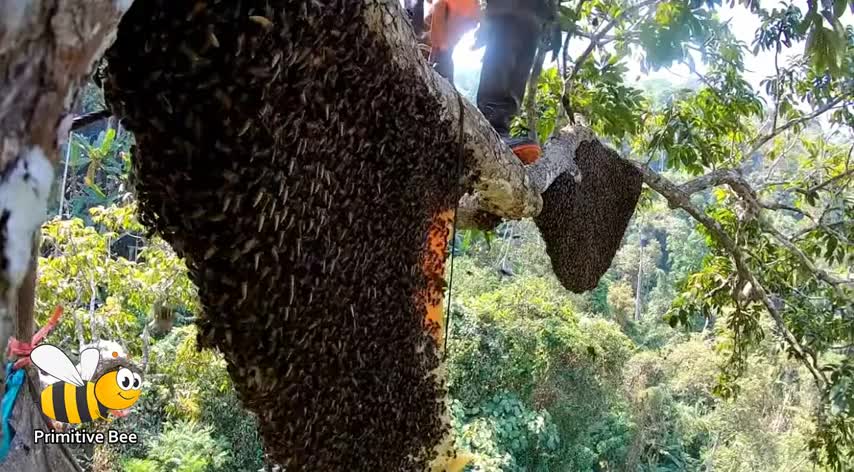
[25,0,852,471]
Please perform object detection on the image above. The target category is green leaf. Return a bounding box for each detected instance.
[825,236,838,259]
[99,127,116,156]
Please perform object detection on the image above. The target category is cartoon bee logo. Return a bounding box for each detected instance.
[30,344,143,424]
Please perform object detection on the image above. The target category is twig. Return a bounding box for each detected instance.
[566,0,657,85]
[70,288,85,350]
[525,42,548,143]
[759,221,850,294]
[808,167,854,194]
[747,96,846,156]
[58,132,74,218]
[771,30,783,135]
[70,110,112,131]
[572,30,618,41]
[760,137,798,185]
[88,276,99,343]
[791,220,847,241]
[759,201,813,218]
[141,323,151,373]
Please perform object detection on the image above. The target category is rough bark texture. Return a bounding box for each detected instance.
[456,124,596,230]
[1,378,82,472]
[0,0,634,470]
[370,1,543,221]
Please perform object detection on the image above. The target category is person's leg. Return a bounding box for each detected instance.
[477,0,553,162]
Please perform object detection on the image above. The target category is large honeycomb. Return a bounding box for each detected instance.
[104,1,468,469]
[535,141,642,293]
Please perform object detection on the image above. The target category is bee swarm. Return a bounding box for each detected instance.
[534,141,642,293]
[104,0,467,469]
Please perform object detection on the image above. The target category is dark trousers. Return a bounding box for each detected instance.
[414,0,552,136]
[476,0,553,136]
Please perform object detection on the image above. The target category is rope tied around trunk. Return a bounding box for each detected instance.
[0,305,63,462]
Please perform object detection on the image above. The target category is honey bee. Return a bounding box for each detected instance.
[31,344,143,424]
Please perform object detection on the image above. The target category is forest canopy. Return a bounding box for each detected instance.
[0,0,852,471]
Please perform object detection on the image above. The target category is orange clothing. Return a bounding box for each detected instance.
[427,0,480,59]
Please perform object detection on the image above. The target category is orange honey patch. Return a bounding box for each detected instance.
[420,209,455,345]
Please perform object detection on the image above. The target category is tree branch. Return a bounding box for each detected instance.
[747,96,847,156]
[759,201,812,218]
[565,0,657,84]
[670,166,849,297]
[630,162,828,389]
[70,109,112,130]
[525,43,548,142]
[456,124,598,229]
[373,4,544,220]
[680,168,748,195]
[809,167,854,194]
[791,220,849,242]
[759,221,851,293]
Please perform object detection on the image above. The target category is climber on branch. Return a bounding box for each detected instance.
[411,0,554,165]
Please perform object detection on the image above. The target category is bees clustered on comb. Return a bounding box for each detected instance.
[104,0,468,469]
[534,141,643,293]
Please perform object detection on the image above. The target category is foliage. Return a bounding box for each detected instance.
[55,127,135,222]
[446,275,636,469]
[450,394,560,471]
[106,326,264,472]
[542,0,854,467]
[36,204,198,354]
[121,420,229,472]
[570,55,647,141]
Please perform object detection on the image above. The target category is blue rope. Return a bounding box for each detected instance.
[0,362,25,461]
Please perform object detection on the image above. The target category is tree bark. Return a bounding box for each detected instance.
[456,124,597,229]
[0,0,133,356]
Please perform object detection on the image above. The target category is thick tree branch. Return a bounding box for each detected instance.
[370,2,543,221]
[455,124,599,229]
[680,168,750,195]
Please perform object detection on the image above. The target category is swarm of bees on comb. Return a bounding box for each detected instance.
[534,141,643,293]
[104,0,470,469]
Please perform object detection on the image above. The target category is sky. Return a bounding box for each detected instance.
[451,0,853,92]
